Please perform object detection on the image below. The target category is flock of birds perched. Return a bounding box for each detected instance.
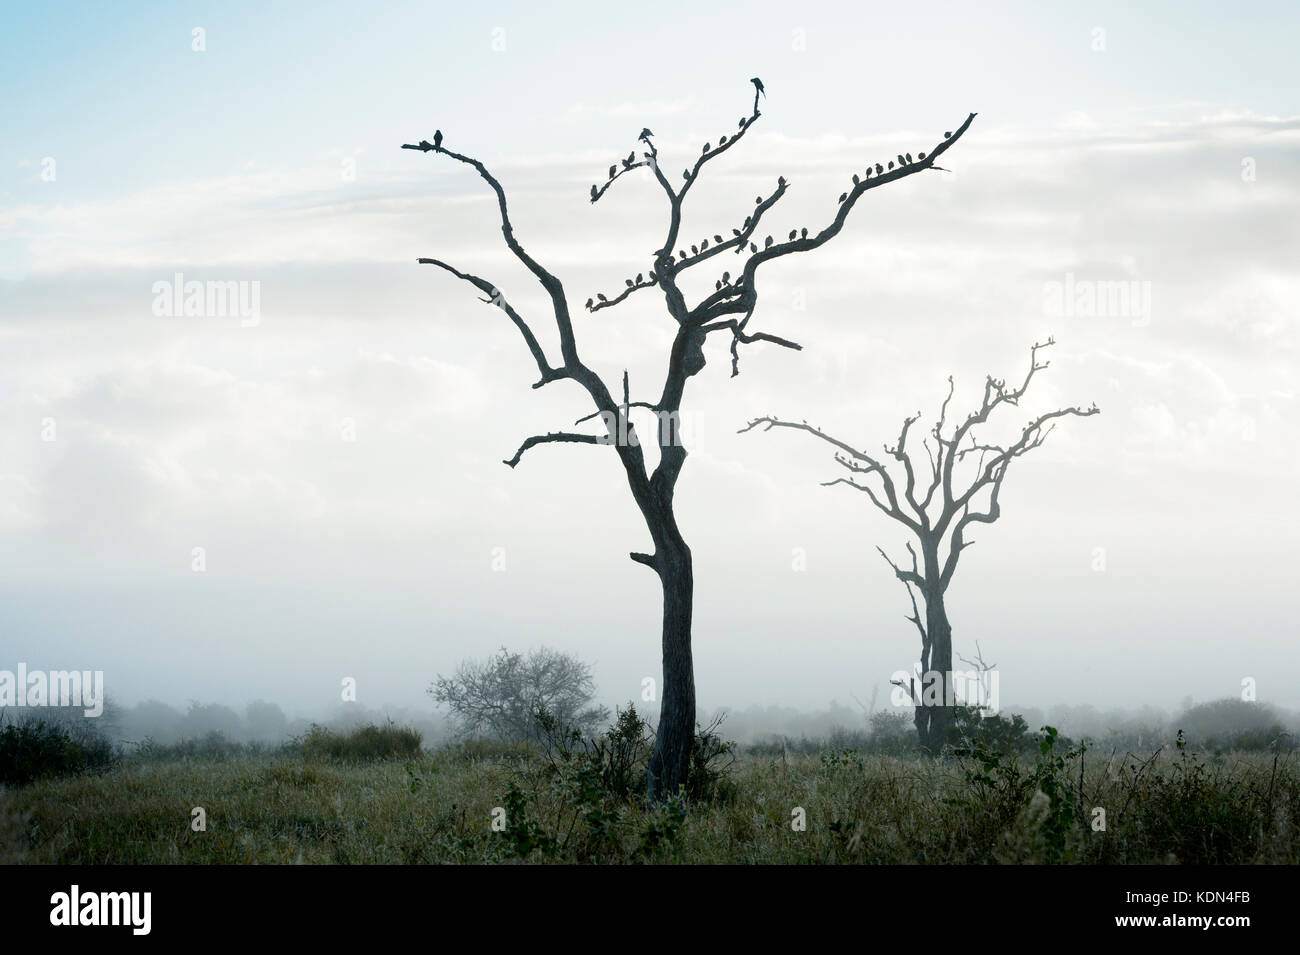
[410,79,956,314]
[581,105,955,310]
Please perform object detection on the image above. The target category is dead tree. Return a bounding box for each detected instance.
[741,339,1098,753]
[404,82,976,799]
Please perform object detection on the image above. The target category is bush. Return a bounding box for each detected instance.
[0,719,116,786]
[299,722,423,761]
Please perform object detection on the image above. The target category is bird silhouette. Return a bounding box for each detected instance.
[586,298,594,309]
[788,230,796,240]
[714,234,723,243]
[433,130,442,149]
[703,142,710,154]
[906,152,913,163]
[944,131,952,139]
[751,77,765,98]
[853,173,860,184]
[639,127,654,142]
[875,163,884,175]
[590,185,598,202]
[897,154,906,166]
[719,134,728,145]
[626,151,635,166]
[918,152,926,160]
[800,227,808,238]
[608,165,616,179]
[888,161,894,170]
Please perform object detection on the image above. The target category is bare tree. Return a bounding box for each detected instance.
[741,339,1098,752]
[431,646,609,743]
[404,82,975,798]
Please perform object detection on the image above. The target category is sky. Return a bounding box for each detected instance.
[1,0,1297,723]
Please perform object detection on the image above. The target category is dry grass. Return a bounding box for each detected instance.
[2,745,1295,864]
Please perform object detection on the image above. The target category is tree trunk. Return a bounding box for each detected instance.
[647,538,695,802]
[916,590,954,754]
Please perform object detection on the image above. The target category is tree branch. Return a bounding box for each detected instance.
[503,431,603,469]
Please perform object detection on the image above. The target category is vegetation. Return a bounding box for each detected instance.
[0,718,117,787]
[4,716,1296,864]
[431,646,609,743]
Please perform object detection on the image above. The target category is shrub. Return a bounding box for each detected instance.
[299,721,423,761]
[0,719,116,786]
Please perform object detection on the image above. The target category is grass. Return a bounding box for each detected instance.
[3,739,1297,864]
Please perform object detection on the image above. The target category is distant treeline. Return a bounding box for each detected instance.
[1,695,1294,755]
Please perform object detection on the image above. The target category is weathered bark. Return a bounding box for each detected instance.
[647,536,695,801]
[916,590,953,753]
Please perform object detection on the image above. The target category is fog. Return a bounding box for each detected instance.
[2,1,1297,731]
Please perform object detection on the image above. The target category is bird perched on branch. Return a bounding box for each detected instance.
[750,77,765,98]
[639,127,654,142]
[433,130,442,149]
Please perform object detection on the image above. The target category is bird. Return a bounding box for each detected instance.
[701,239,709,249]
[691,244,699,255]
[585,298,594,309]
[433,130,442,149]
[597,293,608,301]
[755,196,762,204]
[749,242,757,253]
[722,271,730,282]
[639,127,654,142]
[918,152,926,160]
[875,163,883,175]
[683,169,690,180]
[853,173,860,184]
[609,165,617,179]
[626,150,635,166]
[636,273,643,283]
[944,131,952,139]
[898,154,906,166]
[906,152,913,163]
[739,118,746,128]
[888,161,894,170]
[590,185,598,202]
[625,279,633,287]
[800,228,808,239]
[764,235,773,248]
[751,77,765,98]
[788,230,796,240]
[714,234,723,243]
[703,142,710,154]
[719,134,728,145]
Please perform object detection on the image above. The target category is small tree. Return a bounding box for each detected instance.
[742,339,1098,752]
[430,646,610,742]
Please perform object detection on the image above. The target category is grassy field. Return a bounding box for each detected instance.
[3,737,1297,864]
